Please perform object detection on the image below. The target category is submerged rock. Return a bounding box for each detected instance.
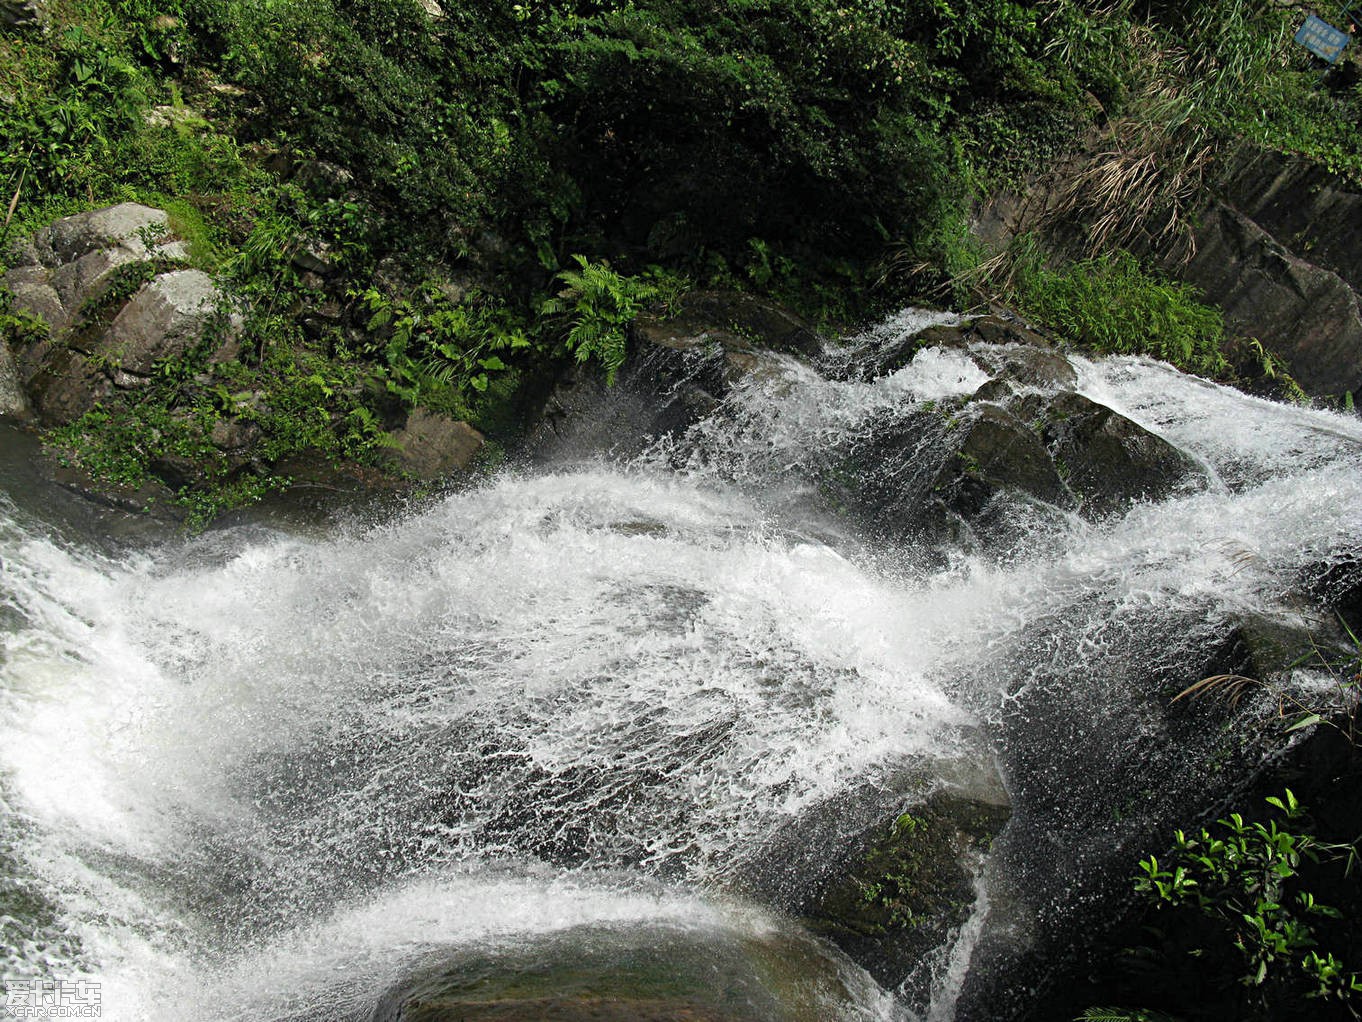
[371,922,870,1022]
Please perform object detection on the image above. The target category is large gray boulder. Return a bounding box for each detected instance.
[2,204,236,426]
[5,203,185,334]
[98,269,230,374]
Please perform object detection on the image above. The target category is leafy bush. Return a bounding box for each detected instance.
[355,283,530,412]
[1081,791,1362,1021]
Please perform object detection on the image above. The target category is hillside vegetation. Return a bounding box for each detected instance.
[1,0,1359,519]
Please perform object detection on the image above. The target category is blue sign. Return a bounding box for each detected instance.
[1295,14,1351,63]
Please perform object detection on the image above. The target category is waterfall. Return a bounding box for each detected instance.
[1,312,1359,1021]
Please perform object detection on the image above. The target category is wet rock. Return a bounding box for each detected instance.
[970,342,1076,390]
[627,290,818,422]
[384,409,484,480]
[851,315,1052,382]
[805,788,1009,996]
[40,452,181,519]
[930,403,1074,520]
[849,322,970,382]
[635,290,823,360]
[1017,391,1204,516]
[372,922,864,1022]
[529,291,818,458]
[817,368,1202,553]
[1199,610,1350,687]
[971,315,1052,351]
[1306,553,1362,635]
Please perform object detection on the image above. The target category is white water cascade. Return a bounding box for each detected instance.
[1,312,1359,1021]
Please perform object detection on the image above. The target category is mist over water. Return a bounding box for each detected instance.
[2,311,1360,1020]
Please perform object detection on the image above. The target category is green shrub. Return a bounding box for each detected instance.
[354,283,531,413]
[1081,790,1362,1021]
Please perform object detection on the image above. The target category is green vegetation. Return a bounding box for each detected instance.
[1006,241,1227,375]
[1082,791,1362,1021]
[1,0,1359,524]
[541,256,667,385]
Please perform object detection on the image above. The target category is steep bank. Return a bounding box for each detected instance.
[974,141,1362,403]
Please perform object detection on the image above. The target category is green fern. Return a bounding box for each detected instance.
[541,255,657,386]
[1076,1008,1178,1022]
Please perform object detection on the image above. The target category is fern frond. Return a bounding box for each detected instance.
[1076,1009,1177,1022]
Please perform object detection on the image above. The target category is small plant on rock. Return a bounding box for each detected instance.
[540,255,657,385]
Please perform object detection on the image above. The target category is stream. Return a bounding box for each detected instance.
[2,312,1360,1020]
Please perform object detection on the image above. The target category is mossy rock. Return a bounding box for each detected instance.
[1022,391,1204,517]
[928,403,1073,521]
[804,789,1010,989]
[371,922,866,1022]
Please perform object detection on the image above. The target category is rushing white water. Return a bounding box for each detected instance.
[1,313,1360,1021]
